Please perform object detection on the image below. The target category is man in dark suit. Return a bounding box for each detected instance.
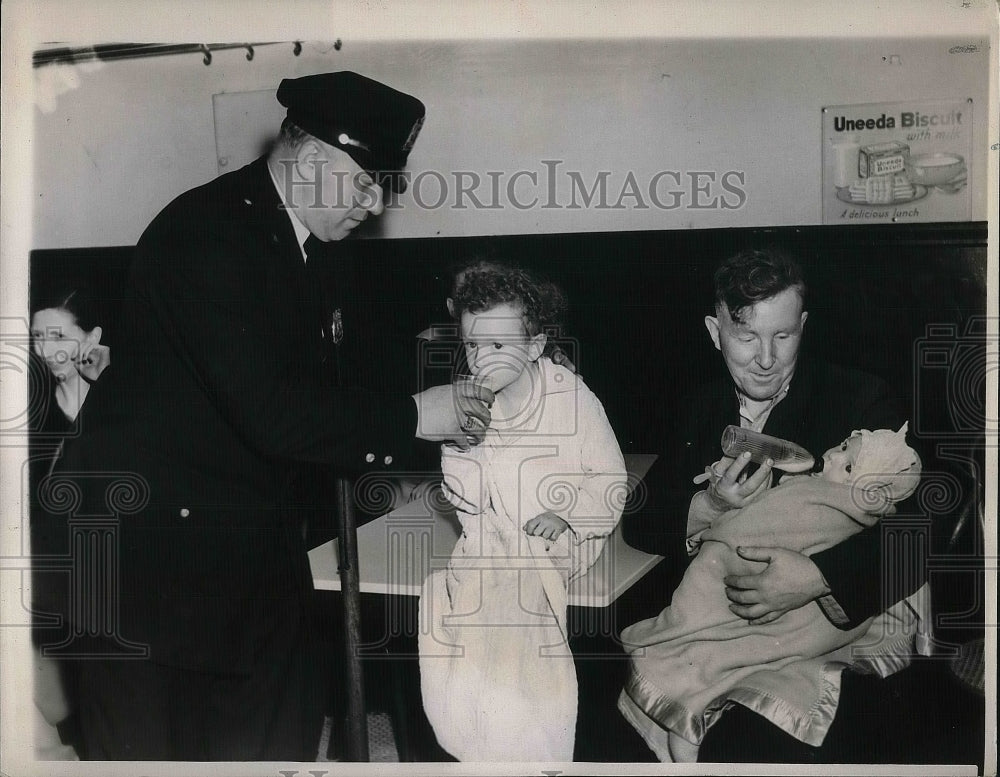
[621,247,924,761]
[36,72,490,761]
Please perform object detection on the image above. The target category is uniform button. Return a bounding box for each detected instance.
[383,455,393,466]
[365,453,376,463]
[179,508,190,518]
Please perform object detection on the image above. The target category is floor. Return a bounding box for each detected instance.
[316,712,399,763]
[310,652,987,767]
[38,652,986,766]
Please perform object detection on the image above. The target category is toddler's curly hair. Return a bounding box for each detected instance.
[450,260,567,337]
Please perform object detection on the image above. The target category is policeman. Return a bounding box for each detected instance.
[44,72,491,761]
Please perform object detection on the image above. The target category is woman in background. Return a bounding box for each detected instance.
[29,285,110,760]
[31,287,109,427]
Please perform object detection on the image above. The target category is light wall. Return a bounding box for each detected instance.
[31,35,992,248]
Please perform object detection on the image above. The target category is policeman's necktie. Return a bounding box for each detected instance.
[303,235,344,385]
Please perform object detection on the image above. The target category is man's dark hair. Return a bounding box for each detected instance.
[277,117,311,147]
[713,247,807,324]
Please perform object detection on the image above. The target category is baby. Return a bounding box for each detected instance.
[418,261,627,761]
[618,424,921,763]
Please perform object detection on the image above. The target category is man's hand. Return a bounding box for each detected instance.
[696,451,773,511]
[412,383,493,449]
[723,546,832,624]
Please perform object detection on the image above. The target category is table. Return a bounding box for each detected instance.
[311,453,662,760]
[309,453,662,608]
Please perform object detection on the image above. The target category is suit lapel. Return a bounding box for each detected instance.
[242,159,333,377]
[761,358,818,452]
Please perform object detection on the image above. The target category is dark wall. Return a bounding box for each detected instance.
[28,246,134,351]
[30,223,987,454]
[323,223,988,455]
[29,222,988,644]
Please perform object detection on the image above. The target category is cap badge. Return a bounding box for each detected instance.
[337,132,370,152]
[329,308,344,345]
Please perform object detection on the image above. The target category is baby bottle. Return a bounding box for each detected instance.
[720,425,815,473]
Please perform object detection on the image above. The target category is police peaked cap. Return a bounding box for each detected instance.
[276,71,425,192]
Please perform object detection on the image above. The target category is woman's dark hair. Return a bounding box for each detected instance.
[450,259,567,339]
[30,284,101,332]
[713,248,806,324]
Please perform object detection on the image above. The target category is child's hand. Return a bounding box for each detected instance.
[523,511,569,541]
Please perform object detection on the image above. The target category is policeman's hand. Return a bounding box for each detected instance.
[550,346,577,374]
[412,383,494,449]
[723,546,832,625]
[695,451,773,511]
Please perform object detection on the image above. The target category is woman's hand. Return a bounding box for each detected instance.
[74,342,110,381]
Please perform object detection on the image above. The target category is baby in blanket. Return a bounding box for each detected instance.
[418,261,627,762]
[618,424,921,763]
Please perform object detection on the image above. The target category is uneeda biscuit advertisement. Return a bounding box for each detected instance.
[822,99,972,224]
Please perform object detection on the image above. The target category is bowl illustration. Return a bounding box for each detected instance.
[908,153,966,186]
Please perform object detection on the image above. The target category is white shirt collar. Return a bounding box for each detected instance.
[736,377,792,432]
[267,161,311,262]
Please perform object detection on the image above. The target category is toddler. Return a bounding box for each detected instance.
[418,261,627,761]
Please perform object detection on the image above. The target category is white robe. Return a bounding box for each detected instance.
[419,358,627,761]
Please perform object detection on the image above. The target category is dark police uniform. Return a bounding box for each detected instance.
[35,73,426,760]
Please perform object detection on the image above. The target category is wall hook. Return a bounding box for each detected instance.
[201,44,212,66]
[245,44,254,61]
[293,41,302,56]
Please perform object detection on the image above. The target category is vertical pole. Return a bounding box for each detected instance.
[335,476,368,761]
